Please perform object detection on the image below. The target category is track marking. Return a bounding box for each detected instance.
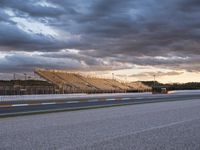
[87,117,200,145]
[106,98,116,101]
[12,104,29,107]
[29,103,41,106]
[42,102,56,105]
[122,98,131,100]
[66,101,79,104]
[133,117,200,134]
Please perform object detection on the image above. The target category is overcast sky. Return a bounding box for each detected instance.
[0,0,199,82]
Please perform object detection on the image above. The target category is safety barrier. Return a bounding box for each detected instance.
[0,94,86,102]
[0,93,153,102]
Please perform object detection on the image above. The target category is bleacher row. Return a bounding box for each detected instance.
[35,69,151,93]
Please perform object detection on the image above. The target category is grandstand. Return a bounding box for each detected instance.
[126,82,151,92]
[35,69,151,93]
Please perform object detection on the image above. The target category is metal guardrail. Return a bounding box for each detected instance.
[1,90,198,102]
[0,93,153,102]
[0,94,87,102]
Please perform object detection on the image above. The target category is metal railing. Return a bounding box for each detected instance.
[0,92,152,102]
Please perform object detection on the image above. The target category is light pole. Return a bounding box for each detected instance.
[153,74,156,87]
[13,73,16,80]
[125,75,128,92]
[112,73,114,80]
[24,73,27,80]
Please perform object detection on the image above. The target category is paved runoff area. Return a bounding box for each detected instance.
[1,91,200,150]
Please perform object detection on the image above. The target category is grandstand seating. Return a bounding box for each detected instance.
[35,69,150,93]
[127,82,151,91]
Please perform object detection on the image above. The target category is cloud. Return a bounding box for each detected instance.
[129,71,184,78]
[0,0,65,17]
[0,51,83,73]
[0,0,199,74]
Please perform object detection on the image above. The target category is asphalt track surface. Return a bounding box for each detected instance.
[0,91,200,150]
[0,91,200,117]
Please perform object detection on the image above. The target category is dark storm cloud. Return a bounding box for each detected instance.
[179,0,200,12]
[0,52,83,73]
[0,0,65,17]
[0,9,10,22]
[0,22,50,46]
[0,0,200,73]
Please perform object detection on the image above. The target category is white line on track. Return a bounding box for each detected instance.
[130,117,200,135]
[66,101,79,104]
[94,117,200,144]
[122,98,131,100]
[12,104,29,107]
[41,102,56,105]
[106,98,116,101]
